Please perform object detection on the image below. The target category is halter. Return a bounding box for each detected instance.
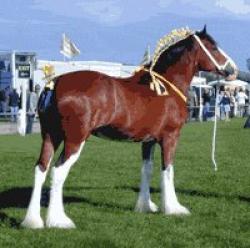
[193,34,236,72]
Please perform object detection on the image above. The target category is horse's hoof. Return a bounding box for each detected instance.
[21,216,44,229]
[163,204,190,215]
[46,215,76,229]
[135,199,159,213]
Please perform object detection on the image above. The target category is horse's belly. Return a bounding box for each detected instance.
[91,125,154,142]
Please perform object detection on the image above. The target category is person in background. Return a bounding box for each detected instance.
[218,90,224,120]
[0,87,9,117]
[202,88,211,121]
[9,88,19,122]
[187,87,197,121]
[220,90,231,121]
[26,85,39,134]
[0,88,6,115]
[236,88,248,117]
[229,90,236,118]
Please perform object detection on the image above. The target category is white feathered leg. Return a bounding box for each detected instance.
[46,142,84,228]
[135,159,158,213]
[21,165,49,228]
[161,165,190,215]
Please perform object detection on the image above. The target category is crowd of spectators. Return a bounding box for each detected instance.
[187,86,250,121]
[0,85,40,133]
[0,86,18,121]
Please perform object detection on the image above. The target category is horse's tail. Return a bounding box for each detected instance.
[38,81,64,149]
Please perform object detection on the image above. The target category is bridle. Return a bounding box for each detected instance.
[193,34,237,72]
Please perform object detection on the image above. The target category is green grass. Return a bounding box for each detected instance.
[0,118,249,248]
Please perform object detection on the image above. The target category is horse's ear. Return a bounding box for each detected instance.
[201,25,207,35]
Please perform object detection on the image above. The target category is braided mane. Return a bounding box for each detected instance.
[150,27,194,71]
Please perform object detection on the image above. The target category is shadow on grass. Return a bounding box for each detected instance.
[0,186,133,227]
[114,185,250,204]
[1,186,249,210]
[0,185,249,228]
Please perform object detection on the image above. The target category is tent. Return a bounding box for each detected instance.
[191,76,206,86]
[208,79,248,88]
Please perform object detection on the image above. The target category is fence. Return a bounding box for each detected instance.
[187,103,250,121]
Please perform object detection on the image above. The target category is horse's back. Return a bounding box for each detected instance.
[56,70,111,94]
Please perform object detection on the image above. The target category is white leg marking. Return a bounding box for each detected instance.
[21,165,49,228]
[46,142,84,228]
[161,165,190,215]
[135,160,158,213]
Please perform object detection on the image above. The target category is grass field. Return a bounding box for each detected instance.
[0,118,249,248]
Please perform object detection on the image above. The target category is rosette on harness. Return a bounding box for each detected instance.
[38,64,55,112]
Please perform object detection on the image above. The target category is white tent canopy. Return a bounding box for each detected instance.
[193,84,212,89]
[208,79,248,87]
[191,76,206,86]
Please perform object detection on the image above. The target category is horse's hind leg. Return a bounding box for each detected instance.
[21,134,60,228]
[135,141,158,213]
[46,139,85,228]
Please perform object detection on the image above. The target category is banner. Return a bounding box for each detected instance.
[140,45,151,65]
[60,33,80,59]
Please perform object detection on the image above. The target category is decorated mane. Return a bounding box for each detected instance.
[150,27,194,71]
[139,27,194,97]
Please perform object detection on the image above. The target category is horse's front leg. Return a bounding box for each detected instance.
[160,130,190,215]
[135,140,158,213]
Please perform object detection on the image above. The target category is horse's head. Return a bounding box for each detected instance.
[194,26,238,80]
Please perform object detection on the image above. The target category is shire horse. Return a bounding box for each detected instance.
[22,26,237,228]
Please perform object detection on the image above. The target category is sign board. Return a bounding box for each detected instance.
[17,64,30,78]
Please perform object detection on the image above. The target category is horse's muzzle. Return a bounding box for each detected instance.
[222,63,238,81]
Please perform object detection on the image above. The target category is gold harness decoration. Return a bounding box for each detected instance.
[42,64,56,90]
[138,27,193,101]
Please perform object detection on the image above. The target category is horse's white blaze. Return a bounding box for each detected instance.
[135,160,158,213]
[21,164,50,228]
[46,141,84,228]
[161,165,190,215]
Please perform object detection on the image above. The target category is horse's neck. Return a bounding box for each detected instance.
[161,49,198,95]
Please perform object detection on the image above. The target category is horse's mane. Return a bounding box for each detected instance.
[139,28,194,84]
[151,28,194,68]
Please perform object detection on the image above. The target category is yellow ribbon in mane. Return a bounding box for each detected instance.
[141,67,187,103]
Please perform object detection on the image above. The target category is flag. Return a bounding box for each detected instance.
[60,33,80,59]
[140,45,151,65]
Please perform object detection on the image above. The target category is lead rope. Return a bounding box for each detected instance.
[211,85,219,171]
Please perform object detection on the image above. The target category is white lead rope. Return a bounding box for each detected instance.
[193,34,238,172]
[211,86,219,171]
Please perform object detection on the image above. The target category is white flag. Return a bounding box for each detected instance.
[140,45,151,65]
[60,33,80,59]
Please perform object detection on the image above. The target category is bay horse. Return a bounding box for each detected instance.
[21,26,237,228]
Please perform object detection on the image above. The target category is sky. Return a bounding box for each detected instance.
[0,0,250,69]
